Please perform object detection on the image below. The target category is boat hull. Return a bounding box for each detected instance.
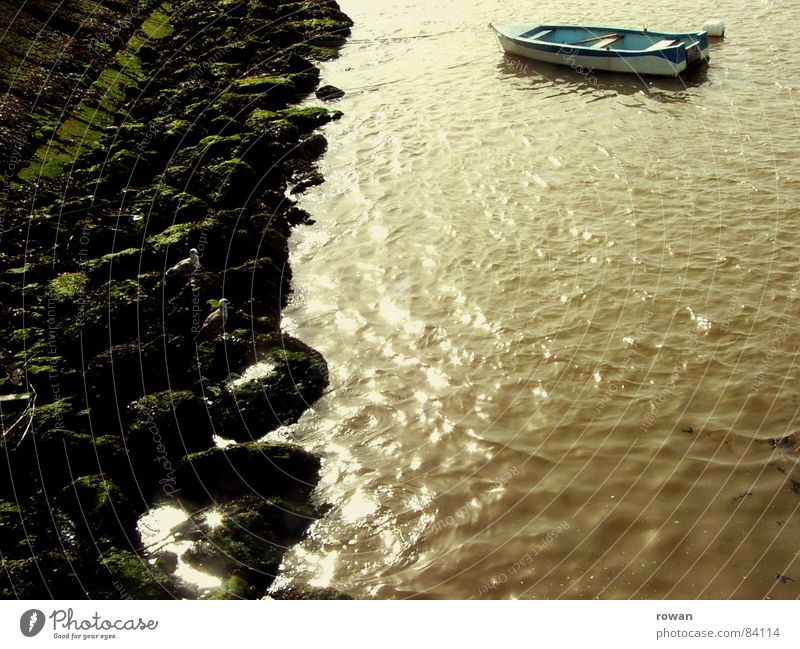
[492,24,710,78]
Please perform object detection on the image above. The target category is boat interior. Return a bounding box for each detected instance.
[519,26,696,51]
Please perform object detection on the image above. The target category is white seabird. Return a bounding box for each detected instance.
[166,248,200,278]
[194,298,229,340]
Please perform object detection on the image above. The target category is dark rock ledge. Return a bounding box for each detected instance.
[0,0,352,599]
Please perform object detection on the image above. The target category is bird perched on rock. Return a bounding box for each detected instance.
[194,298,229,340]
[166,248,200,278]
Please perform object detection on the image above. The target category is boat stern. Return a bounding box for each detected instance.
[685,31,711,70]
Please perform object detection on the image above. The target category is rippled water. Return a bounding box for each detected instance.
[275,0,800,598]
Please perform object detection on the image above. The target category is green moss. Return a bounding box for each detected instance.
[49,272,88,301]
[209,62,241,80]
[0,501,25,549]
[244,109,279,131]
[174,193,210,221]
[298,45,341,61]
[108,278,145,302]
[127,389,214,459]
[233,75,296,95]
[290,18,352,32]
[0,552,84,598]
[277,106,330,129]
[271,586,354,600]
[206,575,251,599]
[86,247,139,273]
[9,327,43,345]
[33,398,76,433]
[207,159,256,205]
[197,134,242,158]
[140,3,174,40]
[62,475,132,521]
[147,222,198,251]
[176,441,320,503]
[99,551,174,599]
[183,494,318,597]
[164,119,192,140]
[36,429,126,489]
[16,1,173,184]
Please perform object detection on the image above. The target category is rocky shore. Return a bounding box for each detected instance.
[0,0,351,599]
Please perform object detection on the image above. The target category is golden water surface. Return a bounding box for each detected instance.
[274,0,800,598]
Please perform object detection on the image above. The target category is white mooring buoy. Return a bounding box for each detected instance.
[702,19,725,37]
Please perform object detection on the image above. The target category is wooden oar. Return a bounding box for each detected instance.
[570,33,619,45]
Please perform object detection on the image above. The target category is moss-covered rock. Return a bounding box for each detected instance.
[0,501,26,550]
[95,550,179,599]
[288,71,320,93]
[206,158,257,206]
[0,551,85,598]
[277,106,331,131]
[295,132,328,160]
[85,247,143,280]
[233,75,296,100]
[176,440,320,504]
[49,272,89,301]
[221,255,289,321]
[244,108,280,131]
[32,397,81,434]
[126,390,215,467]
[84,149,149,194]
[316,84,345,101]
[181,493,318,598]
[270,586,354,600]
[17,429,129,497]
[131,186,209,227]
[196,134,242,159]
[147,221,201,252]
[211,334,328,441]
[286,17,352,47]
[174,192,210,222]
[57,475,138,549]
[72,278,156,353]
[86,340,196,421]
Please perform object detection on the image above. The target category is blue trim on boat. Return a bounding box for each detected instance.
[510,38,684,63]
